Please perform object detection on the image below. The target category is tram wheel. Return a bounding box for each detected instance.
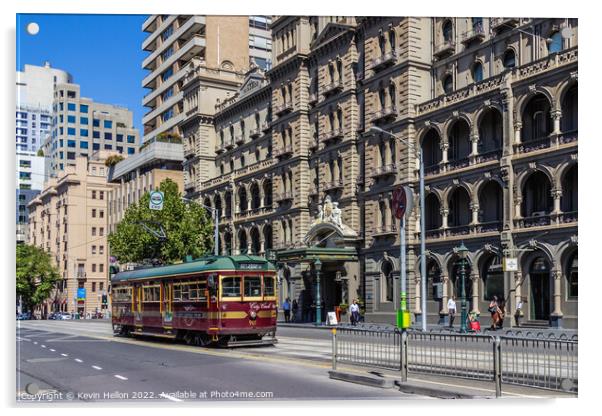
[195,334,212,347]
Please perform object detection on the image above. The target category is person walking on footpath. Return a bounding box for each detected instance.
[514,298,524,327]
[282,298,291,323]
[447,296,457,329]
[350,299,360,326]
[292,299,298,322]
[488,295,500,330]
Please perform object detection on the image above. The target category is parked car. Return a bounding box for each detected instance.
[16,312,31,320]
[58,313,72,320]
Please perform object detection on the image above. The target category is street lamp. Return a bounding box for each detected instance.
[368,126,428,331]
[314,258,322,325]
[456,241,470,333]
[182,197,219,256]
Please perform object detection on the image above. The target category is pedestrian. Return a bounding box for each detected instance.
[350,299,360,326]
[292,299,298,322]
[488,295,500,330]
[447,295,457,329]
[497,298,505,329]
[282,298,291,323]
[514,298,524,327]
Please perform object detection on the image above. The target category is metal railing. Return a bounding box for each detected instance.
[332,327,578,395]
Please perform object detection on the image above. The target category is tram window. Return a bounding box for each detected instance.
[113,287,132,302]
[263,276,275,297]
[222,277,241,298]
[244,276,262,297]
[143,286,160,302]
[173,281,207,301]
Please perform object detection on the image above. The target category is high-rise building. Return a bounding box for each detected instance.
[141,15,271,143]
[28,152,117,317]
[192,16,578,329]
[16,151,45,243]
[44,82,139,177]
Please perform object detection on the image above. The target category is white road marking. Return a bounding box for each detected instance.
[61,353,68,357]
[74,359,83,363]
[114,375,128,380]
[92,365,102,370]
[33,342,38,345]
[49,349,56,352]
[41,345,46,348]
[159,393,182,402]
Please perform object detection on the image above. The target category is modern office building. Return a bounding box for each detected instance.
[107,137,184,235]
[141,15,271,143]
[28,152,117,317]
[191,17,578,329]
[16,62,72,153]
[44,82,139,176]
[16,151,45,243]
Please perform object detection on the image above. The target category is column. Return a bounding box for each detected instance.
[470,202,480,225]
[551,269,563,318]
[513,121,522,144]
[551,188,563,214]
[470,133,479,157]
[440,141,449,164]
[470,273,480,314]
[260,238,265,255]
[514,271,523,318]
[440,275,449,314]
[414,274,422,315]
[246,186,252,212]
[514,195,522,219]
[552,109,562,135]
[440,207,449,230]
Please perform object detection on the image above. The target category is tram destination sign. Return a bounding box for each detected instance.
[239,263,264,270]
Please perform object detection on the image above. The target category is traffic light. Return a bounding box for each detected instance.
[109,265,119,277]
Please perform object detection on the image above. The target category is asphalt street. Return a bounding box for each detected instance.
[16,321,424,403]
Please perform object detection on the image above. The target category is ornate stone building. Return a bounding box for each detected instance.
[190,16,578,329]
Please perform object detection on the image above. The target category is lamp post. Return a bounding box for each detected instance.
[368,126,427,331]
[182,197,219,256]
[314,258,322,325]
[457,242,469,333]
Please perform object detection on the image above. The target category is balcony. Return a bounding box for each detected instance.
[446,225,471,237]
[513,137,551,154]
[322,80,343,96]
[559,211,578,224]
[275,192,294,203]
[273,145,293,159]
[76,272,87,280]
[261,121,272,132]
[447,157,470,171]
[475,221,502,233]
[249,127,261,139]
[323,179,344,192]
[461,25,486,45]
[235,135,245,145]
[274,101,293,116]
[490,18,519,33]
[433,40,456,59]
[215,143,226,154]
[473,149,501,164]
[183,145,196,158]
[373,225,397,237]
[424,229,445,240]
[514,213,551,229]
[369,50,398,71]
[369,164,397,178]
[309,138,319,150]
[559,130,578,145]
[320,128,344,143]
[370,106,398,123]
[184,181,196,192]
[224,140,235,150]
[308,92,318,105]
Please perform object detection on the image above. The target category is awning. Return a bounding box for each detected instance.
[274,246,358,263]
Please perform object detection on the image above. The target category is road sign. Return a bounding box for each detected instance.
[149,191,164,210]
[393,186,414,219]
[503,257,519,272]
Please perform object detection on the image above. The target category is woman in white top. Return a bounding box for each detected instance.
[447,296,457,328]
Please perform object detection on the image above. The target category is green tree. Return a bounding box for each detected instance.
[16,244,61,311]
[108,178,214,264]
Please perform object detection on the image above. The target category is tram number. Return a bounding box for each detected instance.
[239,263,263,270]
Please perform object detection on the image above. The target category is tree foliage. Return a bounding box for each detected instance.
[16,244,61,311]
[108,178,214,265]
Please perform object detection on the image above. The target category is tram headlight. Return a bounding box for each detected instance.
[249,310,257,320]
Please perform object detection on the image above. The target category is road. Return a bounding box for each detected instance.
[16,320,423,403]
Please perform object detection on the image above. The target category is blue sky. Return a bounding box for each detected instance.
[16,14,148,136]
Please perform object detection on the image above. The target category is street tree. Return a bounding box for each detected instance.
[108,178,214,265]
[16,244,61,312]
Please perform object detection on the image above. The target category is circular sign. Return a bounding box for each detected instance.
[150,191,163,205]
[393,187,407,220]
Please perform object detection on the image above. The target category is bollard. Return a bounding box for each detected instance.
[332,328,337,370]
[493,336,502,398]
[400,330,408,383]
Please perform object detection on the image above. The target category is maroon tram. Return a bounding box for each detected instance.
[110,255,278,347]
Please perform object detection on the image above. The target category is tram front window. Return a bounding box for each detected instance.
[263,276,275,297]
[244,276,262,297]
[221,277,241,298]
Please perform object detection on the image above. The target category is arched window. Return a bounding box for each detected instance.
[422,129,442,167]
[250,227,261,254]
[250,182,261,210]
[379,34,386,54]
[241,155,246,168]
[448,119,471,162]
[442,20,453,42]
[448,187,471,227]
[282,221,288,244]
[561,164,578,213]
[229,160,234,172]
[443,75,453,94]
[382,260,394,302]
[425,193,441,230]
[214,195,222,218]
[479,181,503,223]
[389,29,396,52]
[263,179,273,207]
[522,171,553,217]
[472,62,483,83]
[503,49,516,69]
[379,200,386,229]
[471,17,483,31]
[224,232,232,254]
[426,260,442,301]
[548,31,563,54]
[263,225,273,251]
[561,84,578,132]
[478,108,503,152]
[482,255,503,301]
[225,191,232,217]
[522,94,552,142]
[255,149,260,162]
[389,83,396,108]
[238,187,248,212]
[220,163,224,175]
[566,251,578,298]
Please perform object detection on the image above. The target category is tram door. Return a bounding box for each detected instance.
[134,285,143,326]
[162,282,173,327]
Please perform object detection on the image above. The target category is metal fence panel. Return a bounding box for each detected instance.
[336,328,400,370]
[500,336,578,392]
